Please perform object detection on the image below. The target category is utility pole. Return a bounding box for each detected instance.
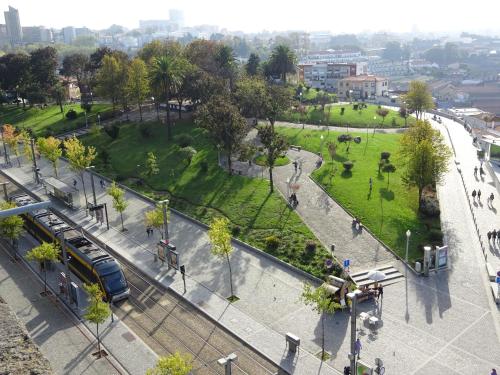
[59,230,73,303]
[30,138,40,184]
[87,166,97,207]
[347,290,361,374]
[1,126,10,166]
[159,200,169,241]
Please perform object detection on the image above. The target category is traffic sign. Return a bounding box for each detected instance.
[343,259,350,268]
[496,276,500,284]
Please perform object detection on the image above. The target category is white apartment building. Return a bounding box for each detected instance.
[338,75,389,100]
[298,63,363,92]
[301,49,364,64]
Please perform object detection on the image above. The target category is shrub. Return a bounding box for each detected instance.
[200,161,208,173]
[104,124,120,140]
[429,228,443,242]
[65,109,78,120]
[343,161,354,171]
[231,225,241,236]
[353,104,359,110]
[99,149,111,167]
[139,123,152,138]
[340,107,345,115]
[180,146,197,165]
[305,240,316,254]
[337,134,352,143]
[265,235,280,251]
[353,136,361,144]
[174,133,194,148]
[381,151,391,160]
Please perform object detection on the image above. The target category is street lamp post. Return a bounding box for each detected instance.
[218,353,238,375]
[1,126,10,166]
[159,199,169,241]
[30,138,40,184]
[347,289,362,374]
[86,166,97,207]
[320,134,324,155]
[59,230,73,303]
[84,110,88,128]
[97,114,101,127]
[403,100,408,127]
[405,229,411,263]
[373,116,377,137]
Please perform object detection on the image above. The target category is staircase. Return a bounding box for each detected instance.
[349,265,405,287]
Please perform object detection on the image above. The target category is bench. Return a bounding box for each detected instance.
[285,332,300,353]
[290,145,301,151]
[486,262,496,282]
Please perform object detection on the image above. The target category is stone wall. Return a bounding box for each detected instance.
[0,296,53,375]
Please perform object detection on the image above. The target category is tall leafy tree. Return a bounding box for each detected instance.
[61,53,90,91]
[399,120,452,209]
[261,84,294,129]
[0,201,24,251]
[185,39,220,75]
[245,53,260,76]
[28,47,58,103]
[173,62,197,119]
[149,55,187,140]
[257,125,289,193]
[301,283,340,361]
[64,136,97,207]
[83,283,111,358]
[146,352,193,375]
[215,45,237,90]
[107,182,128,231]
[234,77,267,119]
[145,151,160,177]
[126,58,149,122]
[0,53,30,107]
[144,205,169,239]
[2,124,20,166]
[37,136,62,177]
[26,242,60,293]
[195,95,247,174]
[208,217,236,299]
[404,81,434,120]
[268,45,297,83]
[96,55,123,114]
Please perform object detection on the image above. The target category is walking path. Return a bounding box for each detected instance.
[269,120,406,134]
[2,114,500,373]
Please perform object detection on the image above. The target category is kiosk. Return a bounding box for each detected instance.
[43,177,81,209]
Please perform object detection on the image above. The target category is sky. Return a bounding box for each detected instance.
[2,0,500,35]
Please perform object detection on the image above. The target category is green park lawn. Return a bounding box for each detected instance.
[254,154,290,167]
[276,127,442,264]
[281,103,415,128]
[82,121,332,278]
[0,103,113,137]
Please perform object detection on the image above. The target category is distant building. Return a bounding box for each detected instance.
[301,49,364,64]
[367,59,410,77]
[338,75,389,100]
[139,19,170,31]
[62,26,75,44]
[0,24,7,45]
[298,63,360,92]
[429,80,470,107]
[75,27,93,37]
[169,9,184,28]
[4,6,22,45]
[22,26,52,43]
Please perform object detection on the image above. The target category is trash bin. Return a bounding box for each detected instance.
[415,262,422,273]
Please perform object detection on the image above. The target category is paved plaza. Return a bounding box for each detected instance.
[1,113,500,374]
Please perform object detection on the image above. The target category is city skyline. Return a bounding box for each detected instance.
[3,0,500,35]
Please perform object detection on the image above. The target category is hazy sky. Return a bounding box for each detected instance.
[2,0,500,34]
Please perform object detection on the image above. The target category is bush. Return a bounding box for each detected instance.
[139,123,152,138]
[391,118,397,126]
[340,107,345,115]
[429,228,443,242]
[65,109,78,120]
[180,146,197,165]
[200,161,208,173]
[104,124,120,140]
[231,225,241,236]
[353,136,361,144]
[343,161,354,171]
[380,151,391,160]
[337,134,352,143]
[265,235,280,251]
[353,104,359,110]
[305,240,316,254]
[174,133,194,148]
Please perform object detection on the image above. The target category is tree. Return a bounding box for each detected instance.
[327,141,337,166]
[2,124,21,166]
[261,84,293,129]
[146,352,193,375]
[382,41,404,61]
[26,242,60,293]
[61,53,89,91]
[96,55,124,114]
[382,163,396,187]
[64,136,97,207]
[258,125,289,192]
[37,136,62,177]
[149,55,187,140]
[208,217,236,299]
[173,62,197,120]
[52,81,67,115]
[184,39,220,75]
[215,45,237,90]
[0,201,24,250]
[268,45,297,83]
[375,107,390,136]
[29,47,58,102]
[0,53,30,104]
[404,81,434,120]
[83,283,111,358]
[399,120,452,209]
[233,77,267,119]
[301,283,340,361]
[145,151,160,177]
[245,53,260,76]
[107,182,128,231]
[144,205,169,239]
[195,95,247,174]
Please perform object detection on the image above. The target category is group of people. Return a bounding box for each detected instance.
[72,178,106,189]
[352,218,363,232]
[474,165,486,178]
[486,230,500,245]
[146,227,154,237]
[471,189,494,204]
[289,192,299,207]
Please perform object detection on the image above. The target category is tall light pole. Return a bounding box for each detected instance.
[30,138,40,184]
[405,229,411,263]
[373,116,377,137]
[84,110,88,128]
[97,114,101,127]
[347,289,361,374]
[320,134,324,155]
[86,165,97,207]
[59,230,73,303]
[218,353,237,375]
[159,199,169,241]
[403,100,408,127]
[1,126,10,166]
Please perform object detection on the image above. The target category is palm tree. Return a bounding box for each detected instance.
[149,56,186,140]
[269,45,297,84]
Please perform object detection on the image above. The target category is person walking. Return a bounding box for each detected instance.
[487,231,492,242]
[377,285,383,301]
[354,338,362,359]
[478,189,482,201]
[490,193,495,205]
[472,190,477,201]
[492,229,497,244]
[491,368,497,375]
[369,177,373,192]
[73,179,77,188]
[100,179,105,189]
[474,166,478,177]
[293,161,298,172]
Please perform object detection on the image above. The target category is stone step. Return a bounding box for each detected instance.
[349,265,405,287]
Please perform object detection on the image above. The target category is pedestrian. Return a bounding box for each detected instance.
[354,338,362,359]
[472,190,477,200]
[378,285,383,301]
[474,166,478,177]
[492,229,497,243]
[491,369,497,375]
[100,179,105,189]
[478,189,482,201]
[480,166,485,176]
[487,231,492,242]
[369,177,373,192]
[146,227,151,237]
[293,161,298,172]
[73,179,77,188]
